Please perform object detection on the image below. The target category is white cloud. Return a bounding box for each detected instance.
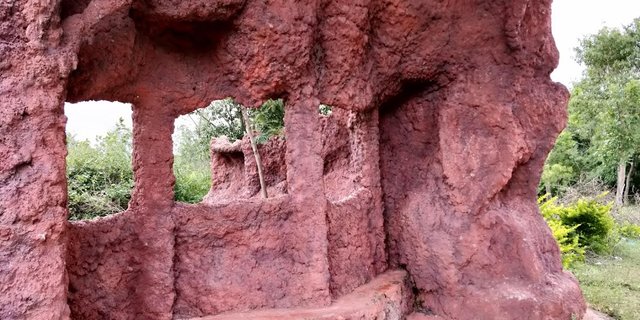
[64,101,132,142]
[551,0,640,87]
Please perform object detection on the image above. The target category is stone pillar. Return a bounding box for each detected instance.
[0,0,73,318]
[283,91,331,305]
[128,96,176,319]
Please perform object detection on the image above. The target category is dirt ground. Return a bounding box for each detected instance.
[585,308,614,320]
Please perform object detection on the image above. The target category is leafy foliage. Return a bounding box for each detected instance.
[173,156,211,204]
[175,98,286,160]
[539,194,619,266]
[559,198,615,253]
[539,196,585,267]
[173,98,286,202]
[619,223,640,239]
[546,218,584,268]
[66,118,133,220]
[576,18,640,77]
[249,99,285,143]
[541,18,640,203]
[319,104,333,116]
[175,98,245,163]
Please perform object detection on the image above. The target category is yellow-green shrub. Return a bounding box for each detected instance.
[559,199,614,253]
[539,196,585,267]
[546,218,585,268]
[619,223,640,239]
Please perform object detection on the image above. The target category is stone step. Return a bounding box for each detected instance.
[186,270,412,320]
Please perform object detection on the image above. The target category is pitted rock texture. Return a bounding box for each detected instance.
[205,136,288,202]
[191,270,413,320]
[0,0,587,319]
[172,197,322,317]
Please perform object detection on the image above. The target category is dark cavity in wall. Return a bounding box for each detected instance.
[378,79,443,265]
[130,12,236,54]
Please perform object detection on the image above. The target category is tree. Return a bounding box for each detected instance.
[173,98,285,202]
[175,98,245,162]
[541,130,582,195]
[572,18,640,205]
[174,98,285,161]
[541,18,640,204]
[241,107,268,198]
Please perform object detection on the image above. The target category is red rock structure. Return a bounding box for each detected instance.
[0,0,587,319]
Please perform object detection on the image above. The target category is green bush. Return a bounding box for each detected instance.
[619,223,640,239]
[173,156,210,203]
[546,218,585,268]
[539,196,585,267]
[539,194,617,266]
[250,99,285,143]
[66,119,133,220]
[559,199,614,253]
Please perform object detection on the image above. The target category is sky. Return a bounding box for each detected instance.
[550,0,640,86]
[65,1,640,140]
[65,101,133,141]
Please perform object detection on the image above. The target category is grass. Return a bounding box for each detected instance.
[571,239,640,320]
[615,205,640,225]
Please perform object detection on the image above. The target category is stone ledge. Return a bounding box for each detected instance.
[186,270,412,320]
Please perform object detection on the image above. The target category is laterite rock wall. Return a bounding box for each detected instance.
[0,0,586,319]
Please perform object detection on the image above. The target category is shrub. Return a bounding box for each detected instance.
[173,156,210,203]
[250,99,285,143]
[546,218,585,268]
[619,223,640,239]
[559,199,615,253]
[539,194,617,266]
[66,119,133,220]
[539,196,585,267]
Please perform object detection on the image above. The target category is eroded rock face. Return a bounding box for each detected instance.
[0,1,73,319]
[0,0,586,319]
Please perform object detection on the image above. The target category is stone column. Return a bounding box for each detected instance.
[128,96,177,319]
[0,0,73,318]
[283,91,332,305]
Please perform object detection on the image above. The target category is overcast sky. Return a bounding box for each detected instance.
[550,0,639,86]
[65,1,640,141]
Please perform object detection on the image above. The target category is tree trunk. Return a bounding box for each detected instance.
[623,160,634,205]
[241,107,268,198]
[615,158,627,206]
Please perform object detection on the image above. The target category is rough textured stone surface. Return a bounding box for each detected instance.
[379,76,585,318]
[206,136,287,202]
[583,309,614,320]
[0,0,587,319]
[172,197,327,317]
[190,270,412,320]
[0,0,73,319]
